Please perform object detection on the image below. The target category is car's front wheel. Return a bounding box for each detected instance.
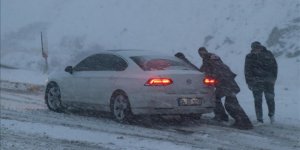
[110,92,133,123]
[45,83,63,112]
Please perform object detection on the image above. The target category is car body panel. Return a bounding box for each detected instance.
[46,50,215,115]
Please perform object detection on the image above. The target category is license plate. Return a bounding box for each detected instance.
[178,98,202,106]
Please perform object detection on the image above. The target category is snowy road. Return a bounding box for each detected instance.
[1,88,300,150]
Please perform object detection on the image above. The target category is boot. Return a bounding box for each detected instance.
[232,121,253,130]
[213,115,229,122]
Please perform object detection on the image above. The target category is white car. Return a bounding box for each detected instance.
[45,50,216,122]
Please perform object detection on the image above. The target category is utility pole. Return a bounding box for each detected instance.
[41,32,48,74]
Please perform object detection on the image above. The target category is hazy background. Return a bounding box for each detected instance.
[1,0,299,71]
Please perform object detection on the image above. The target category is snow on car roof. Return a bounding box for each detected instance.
[107,49,170,57]
[66,49,171,66]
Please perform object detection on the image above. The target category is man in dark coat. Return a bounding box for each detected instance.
[244,41,278,124]
[198,47,253,129]
[175,52,201,71]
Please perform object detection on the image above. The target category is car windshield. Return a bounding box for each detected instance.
[130,56,197,71]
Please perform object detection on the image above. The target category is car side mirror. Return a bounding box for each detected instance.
[65,66,73,74]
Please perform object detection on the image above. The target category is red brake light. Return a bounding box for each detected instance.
[145,78,173,86]
[203,76,217,86]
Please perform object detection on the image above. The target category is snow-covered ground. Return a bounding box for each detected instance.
[1,59,299,149]
[1,80,300,150]
[0,68,46,85]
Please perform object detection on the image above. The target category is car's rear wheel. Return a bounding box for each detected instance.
[110,91,133,123]
[46,83,63,112]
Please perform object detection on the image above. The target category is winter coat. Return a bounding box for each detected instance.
[199,53,223,74]
[244,47,278,87]
[200,53,240,97]
[175,52,201,71]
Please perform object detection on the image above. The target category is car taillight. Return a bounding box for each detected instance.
[145,78,173,86]
[203,76,217,86]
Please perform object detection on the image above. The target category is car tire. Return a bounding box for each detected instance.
[45,83,63,112]
[110,91,133,123]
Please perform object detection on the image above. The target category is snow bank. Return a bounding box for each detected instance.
[0,68,47,85]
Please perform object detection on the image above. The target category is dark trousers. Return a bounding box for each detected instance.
[252,82,275,122]
[214,95,252,126]
[214,95,228,119]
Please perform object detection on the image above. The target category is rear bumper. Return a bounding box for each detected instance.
[131,106,214,115]
[129,91,216,115]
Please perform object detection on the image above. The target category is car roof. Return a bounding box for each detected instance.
[67,49,172,65]
[106,49,170,57]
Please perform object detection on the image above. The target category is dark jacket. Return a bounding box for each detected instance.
[199,53,223,74]
[175,52,201,71]
[244,47,278,87]
[200,53,240,97]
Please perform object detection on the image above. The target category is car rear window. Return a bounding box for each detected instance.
[130,56,197,71]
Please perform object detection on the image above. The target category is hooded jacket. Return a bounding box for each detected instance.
[244,47,278,86]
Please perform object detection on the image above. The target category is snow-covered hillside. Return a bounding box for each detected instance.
[1,0,300,70]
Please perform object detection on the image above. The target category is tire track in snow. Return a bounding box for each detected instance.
[1,89,299,150]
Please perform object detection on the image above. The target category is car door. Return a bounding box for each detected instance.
[87,54,128,107]
[59,71,77,102]
[70,53,128,110]
[68,55,97,105]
